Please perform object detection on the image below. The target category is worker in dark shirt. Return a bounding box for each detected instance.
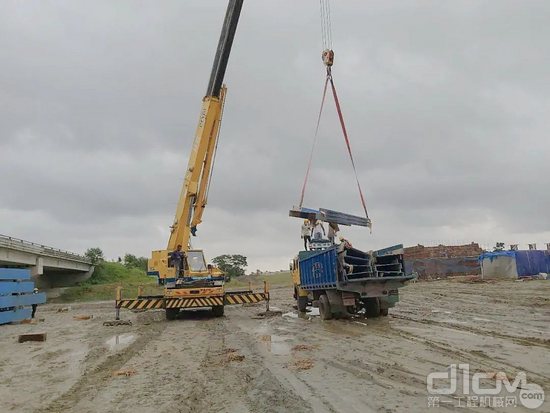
[32,287,39,318]
[171,245,185,277]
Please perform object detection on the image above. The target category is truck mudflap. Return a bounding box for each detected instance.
[113,284,270,320]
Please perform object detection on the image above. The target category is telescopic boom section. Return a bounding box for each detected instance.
[167,0,244,251]
[207,0,244,98]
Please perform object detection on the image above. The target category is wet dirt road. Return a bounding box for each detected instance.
[1,280,549,413]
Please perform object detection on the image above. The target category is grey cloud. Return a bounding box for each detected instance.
[1,0,549,270]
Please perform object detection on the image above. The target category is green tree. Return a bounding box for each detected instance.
[124,254,148,271]
[212,254,247,278]
[85,247,104,265]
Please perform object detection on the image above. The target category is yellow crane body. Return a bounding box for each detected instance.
[115,0,269,320]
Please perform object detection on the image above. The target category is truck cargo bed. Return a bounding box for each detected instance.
[299,244,413,291]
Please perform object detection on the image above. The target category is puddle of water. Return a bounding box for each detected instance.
[106,334,136,350]
[308,308,320,317]
[283,308,319,320]
[266,340,292,355]
[257,333,292,355]
[472,317,492,322]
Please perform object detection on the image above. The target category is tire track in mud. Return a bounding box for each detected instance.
[263,314,427,413]
[389,317,550,388]
[141,309,317,413]
[37,321,167,413]
[391,314,550,349]
[218,309,319,413]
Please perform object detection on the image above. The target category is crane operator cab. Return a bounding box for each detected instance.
[150,248,225,289]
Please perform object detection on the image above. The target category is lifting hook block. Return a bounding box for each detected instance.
[322,49,334,67]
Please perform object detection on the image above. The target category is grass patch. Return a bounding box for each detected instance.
[54,262,159,303]
[225,279,249,289]
[257,271,292,286]
[55,264,292,302]
[226,271,292,290]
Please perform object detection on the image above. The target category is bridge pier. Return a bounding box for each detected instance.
[30,257,44,277]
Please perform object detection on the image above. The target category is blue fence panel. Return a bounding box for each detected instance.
[0,308,32,325]
[515,250,550,276]
[0,282,35,294]
[299,247,338,290]
[0,268,31,280]
[0,293,46,308]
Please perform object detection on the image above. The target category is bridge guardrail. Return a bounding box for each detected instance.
[0,234,92,264]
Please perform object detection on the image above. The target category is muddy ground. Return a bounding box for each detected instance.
[1,279,549,413]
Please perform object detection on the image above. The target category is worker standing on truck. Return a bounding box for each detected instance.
[328,222,339,244]
[336,237,353,278]
[313,220,326,240]
[171,245,185,278]
[301,219,312,250]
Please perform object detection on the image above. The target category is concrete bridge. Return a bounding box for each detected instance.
[0,234,94,288]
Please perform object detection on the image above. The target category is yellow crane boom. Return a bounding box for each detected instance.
[148,0,244,287]
[167,87,226,251]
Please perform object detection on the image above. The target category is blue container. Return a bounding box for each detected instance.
[299,247,338,290]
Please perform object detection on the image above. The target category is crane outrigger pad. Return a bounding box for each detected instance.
[289,206,370,227]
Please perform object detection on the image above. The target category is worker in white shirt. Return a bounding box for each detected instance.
[313,220,326,240]
[300,219,312,250]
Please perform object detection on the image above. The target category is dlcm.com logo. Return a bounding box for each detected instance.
[427,364,545,409]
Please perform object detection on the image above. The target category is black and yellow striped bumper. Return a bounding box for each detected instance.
[116,293,268,311]
[224,293,267,305]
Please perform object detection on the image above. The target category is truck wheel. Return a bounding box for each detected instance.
[165,308,179,320]
[380,308,389,317]
[212,305,225,317]
[364,298,381,319]
[319,295,333,320]
[297,295,308,312]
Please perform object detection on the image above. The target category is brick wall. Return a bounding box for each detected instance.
[404,243,483,278]
[404,243,483,260]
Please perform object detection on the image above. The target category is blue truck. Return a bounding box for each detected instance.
[291,243,415,320]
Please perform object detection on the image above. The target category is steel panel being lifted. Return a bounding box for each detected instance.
[289,206,370,227]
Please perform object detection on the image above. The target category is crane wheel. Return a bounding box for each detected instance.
[212,305,225,317]
[165,308,179,320]
[319,294,333,320]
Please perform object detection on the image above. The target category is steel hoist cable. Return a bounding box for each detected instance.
[299,0,372,232]
[299,75,329,209]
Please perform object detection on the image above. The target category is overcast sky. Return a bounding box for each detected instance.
[1,1,549,271]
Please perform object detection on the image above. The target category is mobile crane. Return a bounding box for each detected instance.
[115,0,269,320]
